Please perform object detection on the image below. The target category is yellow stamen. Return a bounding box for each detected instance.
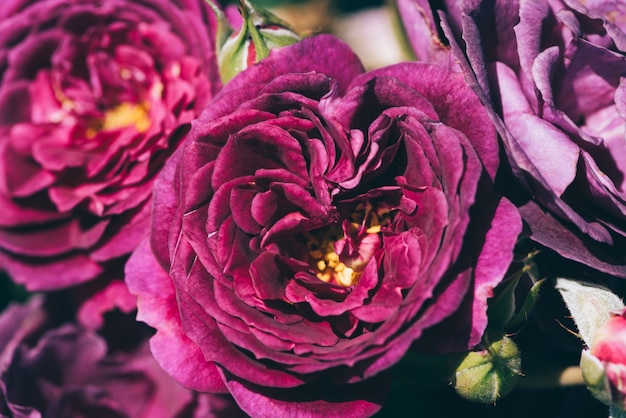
[366,225,381,234]
[335,267,356,287]
[306,226,362,287]
[102,102,151,132]
[86,101,151,139]
[120,68,132,80]
[303,201,392,287]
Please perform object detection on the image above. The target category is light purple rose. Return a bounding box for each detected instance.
[398,0,626,276]
[125,34,521,416]
[0,0,222,290]
[0,297,245,418]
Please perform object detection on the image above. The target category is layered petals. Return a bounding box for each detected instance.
[125,34,520,416]
[0,297,244,418]
[0,0,221,290]
[402,0,626,276]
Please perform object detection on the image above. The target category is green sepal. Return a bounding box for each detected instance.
[505,278,545,330]
[241,0,298,52]
[580,349,612,406]
[215,0,300,83]
[205,0,234,51]
[453,332,522,404]
[556,278,625,347]
[487,249,542,330]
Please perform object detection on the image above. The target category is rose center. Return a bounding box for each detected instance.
[304,225,356,286]
[86,101,151,138]
[303,202,390,287]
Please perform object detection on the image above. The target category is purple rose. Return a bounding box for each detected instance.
[125,34,521,416]
[0,297,244,418]
[0,0,222,290]
[398,0,626,276]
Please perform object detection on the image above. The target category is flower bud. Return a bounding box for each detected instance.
[453,333,522,403]
[209,0,301,83]
[581,308,626,411]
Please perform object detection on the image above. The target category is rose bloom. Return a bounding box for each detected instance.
[0,297,245,418]
[125,34,521,416]
[398,0,626,277]
[0,0,222,291]
[582,308,626,410]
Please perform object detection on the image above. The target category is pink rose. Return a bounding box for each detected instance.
[584,308,626,410]
[0,0,222,290]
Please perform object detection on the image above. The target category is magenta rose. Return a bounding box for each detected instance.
[398,0,626,277]
[0,297,245,418]
[125,34,521,416]
[0,0,222,290]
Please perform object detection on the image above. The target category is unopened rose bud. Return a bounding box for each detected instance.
[582,308,626,411]
[453,333,522,403]
[208,0,300,83]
